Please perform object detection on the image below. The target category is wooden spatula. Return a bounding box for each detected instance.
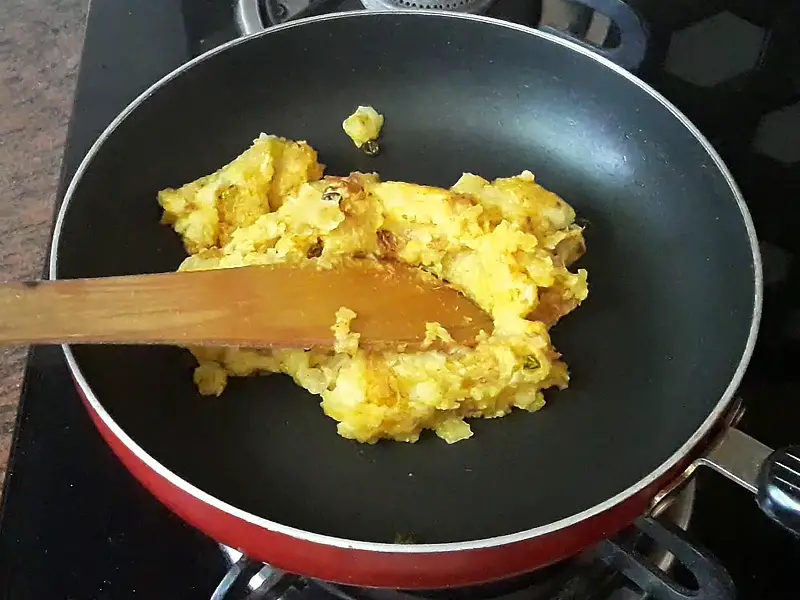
[0,261,492,350]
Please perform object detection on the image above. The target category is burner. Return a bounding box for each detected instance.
[358,0,495,15]
[234,0,610,56]
[235,0,496,36]
[215,483,695,599]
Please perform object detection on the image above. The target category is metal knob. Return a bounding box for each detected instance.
[757,445,800,536]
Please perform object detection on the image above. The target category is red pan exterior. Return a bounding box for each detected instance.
[77,386,703,589]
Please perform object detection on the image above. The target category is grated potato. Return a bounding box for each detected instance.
[332,307,360,356]
[159,133,588,444]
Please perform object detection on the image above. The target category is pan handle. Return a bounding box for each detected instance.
[696,427,800,537]
[537,0,648,71]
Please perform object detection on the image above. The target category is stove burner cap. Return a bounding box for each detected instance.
[235,0,498,37]
[359,0,495,14]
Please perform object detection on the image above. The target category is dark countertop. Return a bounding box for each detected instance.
[0,0,87,485]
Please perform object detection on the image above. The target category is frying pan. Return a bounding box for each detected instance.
[48,9,800,598]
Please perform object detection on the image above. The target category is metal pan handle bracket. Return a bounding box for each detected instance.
[696,427,800,537]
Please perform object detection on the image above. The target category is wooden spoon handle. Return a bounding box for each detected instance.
[0,263,491,349]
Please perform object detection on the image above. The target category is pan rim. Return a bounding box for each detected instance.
[49,9,763,554]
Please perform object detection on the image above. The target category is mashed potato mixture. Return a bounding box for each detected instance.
[158,128,588,444]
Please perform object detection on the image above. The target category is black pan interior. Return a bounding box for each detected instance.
[54,13,757,544]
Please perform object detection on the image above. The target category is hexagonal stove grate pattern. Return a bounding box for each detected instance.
[665,11,767,87]
[753,102,800,165]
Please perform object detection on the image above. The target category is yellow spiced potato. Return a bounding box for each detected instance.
[159,133,588,444]
[342,105,384,149]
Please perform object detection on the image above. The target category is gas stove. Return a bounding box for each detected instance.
[0,0,799,599]
[213,483,697,599]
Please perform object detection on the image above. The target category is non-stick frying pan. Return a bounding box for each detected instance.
[49,9,799,596]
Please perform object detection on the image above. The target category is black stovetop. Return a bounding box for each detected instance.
[0,0,799,599]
